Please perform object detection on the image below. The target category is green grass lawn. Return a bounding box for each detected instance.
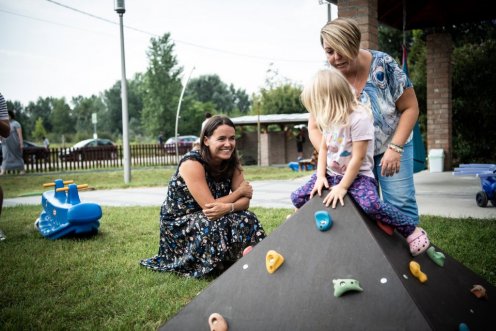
[1,167,496,329]
[1,205,495,330]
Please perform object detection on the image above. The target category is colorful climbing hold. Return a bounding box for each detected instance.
[470,284,488,300]
[242,246,253,256]
[332,278,363,297]
[409,261,428,283]
[266,250,284,274]
[427,246,445,267]
[208,313,228,331]
[314,210,333,231]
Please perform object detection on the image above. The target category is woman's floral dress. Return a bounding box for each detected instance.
[140,151,266,278]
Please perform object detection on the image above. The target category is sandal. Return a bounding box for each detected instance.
[208,313,228,331]
[407,227,430,256]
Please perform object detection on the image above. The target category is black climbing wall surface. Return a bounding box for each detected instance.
[161,195,495,330]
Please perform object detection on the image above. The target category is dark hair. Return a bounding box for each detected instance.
[8,110,15,120]
[205,112,212,119]
[199,115,241,180]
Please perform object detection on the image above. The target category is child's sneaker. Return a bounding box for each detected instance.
[407,227,430,256]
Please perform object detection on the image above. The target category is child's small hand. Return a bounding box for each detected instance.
[310,176,329,198]
[323,185,347,208]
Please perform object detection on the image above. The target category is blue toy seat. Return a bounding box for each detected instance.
[37,180,102,240]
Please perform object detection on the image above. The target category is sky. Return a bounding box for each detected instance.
[0,0,337,106]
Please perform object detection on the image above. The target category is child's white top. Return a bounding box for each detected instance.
[324,105,375,178]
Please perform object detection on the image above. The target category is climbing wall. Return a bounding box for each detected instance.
[160,195,495,330]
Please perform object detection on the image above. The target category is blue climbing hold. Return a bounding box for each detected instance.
[314,210,333,231]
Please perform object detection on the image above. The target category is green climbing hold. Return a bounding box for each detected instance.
[332,278,363,297]
[427,246,445,267]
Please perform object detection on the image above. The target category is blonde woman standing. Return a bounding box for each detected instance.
[304,68,429,256]
[294,17,421,226]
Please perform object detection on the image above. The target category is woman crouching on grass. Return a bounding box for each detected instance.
[140,115,266,277]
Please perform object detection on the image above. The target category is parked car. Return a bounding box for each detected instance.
[0,140,49,165]
[164,135,198,154]
[23,140,50,163]
[59,138,117,161]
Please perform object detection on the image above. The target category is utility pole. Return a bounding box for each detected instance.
[114,0,131,184]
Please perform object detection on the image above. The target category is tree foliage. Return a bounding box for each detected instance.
[32,118,47,141]
[186,74,249,115]
[252,83,305,116]
[102,74,144,138]
[49,98,74,137]
[452,39,496,163]
[141,33,183,139]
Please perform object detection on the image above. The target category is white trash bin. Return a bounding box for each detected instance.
[428,149,444,173]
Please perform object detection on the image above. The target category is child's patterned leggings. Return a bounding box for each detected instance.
[290,173,417,237]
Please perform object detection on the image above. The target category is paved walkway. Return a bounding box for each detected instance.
[4,171,496,219]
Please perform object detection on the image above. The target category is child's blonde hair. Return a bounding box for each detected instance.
[301,68,358,132]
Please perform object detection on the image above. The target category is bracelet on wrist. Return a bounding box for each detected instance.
[388,143,404,154]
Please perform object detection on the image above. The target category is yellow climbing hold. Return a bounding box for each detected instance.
[409,261,428,283]
[266,250,284,274]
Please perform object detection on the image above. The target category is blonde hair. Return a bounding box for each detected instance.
[301,68,358,132]
[320,17,361,62]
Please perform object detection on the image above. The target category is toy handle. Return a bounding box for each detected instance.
[55,184,89,192]
[43,180,74,187]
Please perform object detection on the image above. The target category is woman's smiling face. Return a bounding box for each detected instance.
[204,124,236,163]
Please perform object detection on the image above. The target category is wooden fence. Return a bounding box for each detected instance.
[22,144,182,173]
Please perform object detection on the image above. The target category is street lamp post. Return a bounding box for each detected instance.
[174,66,195,161]
[114,0,131,184]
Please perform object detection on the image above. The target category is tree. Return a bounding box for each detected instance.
[71,95,105,140]
[141,33,183,138]
[32,118,47,141]
[24,97,53,135]
[102,74,144,137]
[452,39,496,163]
[252,83,305,116]
[186,74,250,116]
[49,98,74,138]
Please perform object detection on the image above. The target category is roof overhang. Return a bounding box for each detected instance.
[326,0,495,30]
[231,113,309,126]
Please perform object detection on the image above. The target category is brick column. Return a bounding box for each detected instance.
[426,33,453,170]
[337,0,378,50]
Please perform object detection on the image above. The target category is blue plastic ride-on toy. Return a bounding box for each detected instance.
[35,179,102,239]
[452,164,496,207]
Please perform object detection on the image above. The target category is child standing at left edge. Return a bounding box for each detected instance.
[304,68,429,256]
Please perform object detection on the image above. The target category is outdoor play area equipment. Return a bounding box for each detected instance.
[161,195,496,330]
[35,179,102,240]
[314,210,333,231]
[452,163,496,207]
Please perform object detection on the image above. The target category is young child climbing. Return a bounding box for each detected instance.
[300,68,429,256]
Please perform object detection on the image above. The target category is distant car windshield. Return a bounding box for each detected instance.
[73,139,92,148]
[165,135,198,144]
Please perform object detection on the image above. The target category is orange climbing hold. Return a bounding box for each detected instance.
[266,250,284,274]
[208,313,228,331]
[409,261,428,283]
[470,284,488,299]
[242,246,253,256]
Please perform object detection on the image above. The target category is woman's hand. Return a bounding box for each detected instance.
[323,185,347,208]
[380,148,401,177]
[236,180,253,199]
[203,202,231,221]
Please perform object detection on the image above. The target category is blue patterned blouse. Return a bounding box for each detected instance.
[358,50,413,155]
